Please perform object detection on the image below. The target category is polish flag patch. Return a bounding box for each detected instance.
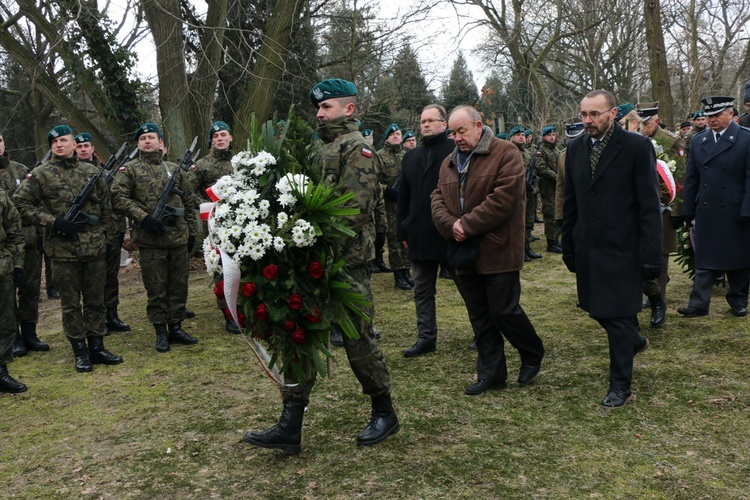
[25,173,32,179]
[118,166,127,171]
[361,148,372,158]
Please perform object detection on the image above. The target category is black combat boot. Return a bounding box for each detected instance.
[154,324,170,352]
[525,242,542,260]
[88,336,124,365]
[374,257,391,273]
[357,394,400,446]
[20,322,49,351]
[168,322,198,345]
[68,338,93,372]
[0,364,27,393]
[403,269,415,287]
[105,307,131,332]
[225,316,241,334]
[330,323,344,347]
[394,270,411,290]
[648,293,667,328]
[546,239,563,253]
[243,400,306,454]
[12,328,26,358]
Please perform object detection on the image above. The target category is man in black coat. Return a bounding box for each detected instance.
[562,90,663,408]
[397,104,455,357]
[678,96,750,318]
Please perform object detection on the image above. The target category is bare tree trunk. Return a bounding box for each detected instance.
[645,0,675,126]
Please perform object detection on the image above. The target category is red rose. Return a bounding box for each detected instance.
[241,282,257,297]
[284,320,296,332]
[254,303,268,321]
[237,313,247,327]
[214,280,225,300]
[308,261,324,279]
[263,264,278,280]
[291,327,306,345]
[223,307,232,319]
[288,294,303,310]
[305,307,322,323]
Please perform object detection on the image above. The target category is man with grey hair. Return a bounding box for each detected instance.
[432,105,545,395]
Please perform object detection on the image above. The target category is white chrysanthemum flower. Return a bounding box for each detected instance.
[273,237,285,252]
[249,245,266,261]
[214,203,231,219]
[210,175,235,199]
[278,193,295,207]
[229,225,242,238]
[254,151,277,166]
[246,207,259,220]
[251,163,266,176]
[277,212,289,226]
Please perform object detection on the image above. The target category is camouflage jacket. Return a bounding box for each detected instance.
[110,151,196,249]
[0,153,37,247]
[80,156,126,235]
[316,116,379,267]
[377,143,404,188]
[0,189,24,277]
[189,147,234,205]
[535,141,559,183]
[13,154,111,261]
[682,125,706,160]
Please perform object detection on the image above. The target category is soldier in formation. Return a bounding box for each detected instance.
[535,126,562,253]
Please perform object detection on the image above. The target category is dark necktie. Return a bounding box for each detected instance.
[716,133,721,143]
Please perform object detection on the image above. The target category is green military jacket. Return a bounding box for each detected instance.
[0,189,24,277]
[110,151,196,249]
[13,154,111,261]
[0,153,37,247]
[316,116,379,267]
[80,156,125,236]
[377,143,404,188]
[535,140,558,183]
[189,147,233,204]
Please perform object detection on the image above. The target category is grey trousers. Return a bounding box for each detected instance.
[688,267,750,310]
[411,260,440,343]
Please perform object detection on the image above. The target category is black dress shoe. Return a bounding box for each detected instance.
[465,379,507,395]
[184,310,196,318]
[677,306,708,317]
[730,306,748,317]
[402,340,436,358]
[517,364,541,385]
[330,325,344,347]
[601,389,632,408]
[439,267,452,279]
[356,410,400,446]
[647,294,666,328]
[635,337,650,355]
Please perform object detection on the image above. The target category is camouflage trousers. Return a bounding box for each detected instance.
[525,188,538,240]
[139,246,189,325]
[104,233,123,308]
[52,258,107,340]
[540,181,560,241]
[0,275,15,365]
[283,265,392,405]
[16,243,41,324]
[385,200,410,270]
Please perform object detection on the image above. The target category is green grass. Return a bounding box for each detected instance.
[2,235,749,498]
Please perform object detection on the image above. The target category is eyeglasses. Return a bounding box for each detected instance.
[578,108,614,120]
[420,118,445,125]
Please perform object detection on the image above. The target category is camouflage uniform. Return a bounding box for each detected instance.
[287,115,391,404]
[0,189,24,365]
[0,154,40,326]
[377,143,409,271]
[13,155,112,340]
[516,143,536,240]
[110,151,197,325]
[535,140,560,241]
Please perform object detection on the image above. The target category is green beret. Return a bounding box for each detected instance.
[509,126,525,137]
[402,130,415,140]
[541,126,556,136]
[524,129,532,136]
[384,123,401,139]
[208,121,231,146]
[692,110,705,119]
[615,103,634,121]
[134,122,163,141]
[496,132,508,140]
[48,125,74,145]
[309,78,358,106]
[74,132,93,144]
[362,129,373,137]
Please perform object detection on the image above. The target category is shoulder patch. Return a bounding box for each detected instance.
[535,151,543,156]
[118,166,127,171]
[361,148,372,158]
[678,148,685,157]
[26,173,32,179]
[189,164,196,171]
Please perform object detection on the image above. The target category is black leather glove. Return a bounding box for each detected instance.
[374,232,386,251]
[187,235,196,253]
[140,215,168,233]
[641,264,662,281]
[739,216,750,224]
[53,217,85,238]
[562,254,576,273]
[118,231,126,248]
[384,186,399,201]
[682,214,694,225]
[13,268,24,287]
[670,216,684,230]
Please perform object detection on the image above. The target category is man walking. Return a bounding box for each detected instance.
[562,90,662,407]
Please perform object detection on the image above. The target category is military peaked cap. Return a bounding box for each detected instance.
[636,101,659,122]
[309,79,358,106]
[701,96,734,116]
[48,125,74,145]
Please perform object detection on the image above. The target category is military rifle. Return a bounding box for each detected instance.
[34,150,52,169]
[104,146,139,185]
[152,136,199,227]
[525,143,541,189]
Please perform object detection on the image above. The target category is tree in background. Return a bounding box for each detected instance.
[442,52,479,112]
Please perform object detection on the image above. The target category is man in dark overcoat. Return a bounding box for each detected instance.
[677,96,750,318]
[397,104,455,357]
[562,90,663,408]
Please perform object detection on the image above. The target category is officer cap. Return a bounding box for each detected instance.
[541,126,556,136]
[636,101,659,122]
[208,121,231,146]
[692,110,705,119]
[383,123,401,139]
[74,132,93,144]
[362,129,373,138]
[309,79,358,106]
[701,96,734,116]
[565,121,585,138]
[134,122,163,141]
[47,124,74,145]
[524,129,532,136]
[496,132,509,140]
[508,126,525,137]
[402,130,415,141]
[615,103,634,121]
